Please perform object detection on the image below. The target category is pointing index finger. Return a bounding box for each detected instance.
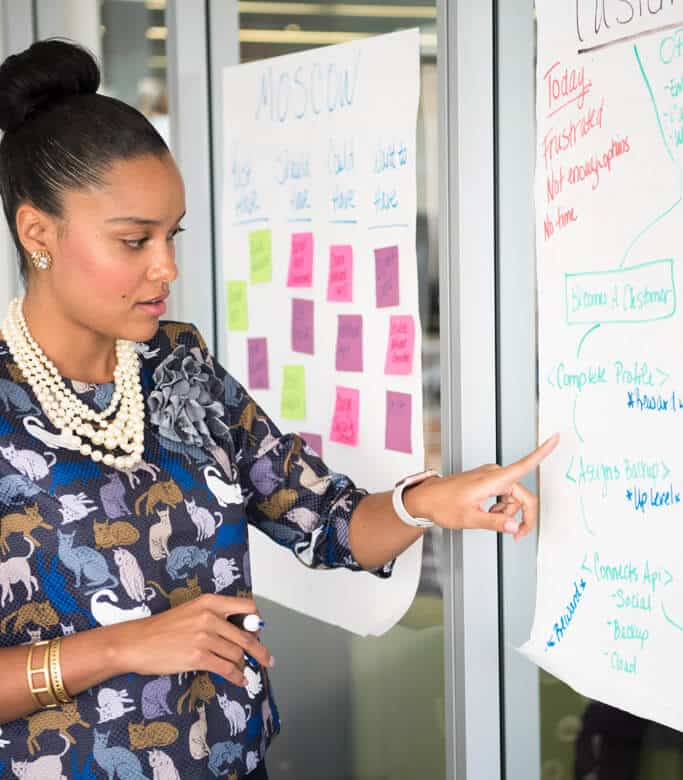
[493,433,560,489]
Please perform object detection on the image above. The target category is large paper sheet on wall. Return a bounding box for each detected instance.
[221,30,423,636]
[523,2,683,729]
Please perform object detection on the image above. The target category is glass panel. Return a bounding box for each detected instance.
[238,3,442,779]
[36,0,170,149]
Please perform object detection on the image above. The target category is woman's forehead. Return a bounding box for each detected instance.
[64,154,185,221]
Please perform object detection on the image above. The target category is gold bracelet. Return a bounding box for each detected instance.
[48,637,72,704]
[26,640,58,709]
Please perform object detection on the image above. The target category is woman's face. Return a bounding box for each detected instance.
[32,151,186,344]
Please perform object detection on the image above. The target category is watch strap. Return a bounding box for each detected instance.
[392,469,441,529]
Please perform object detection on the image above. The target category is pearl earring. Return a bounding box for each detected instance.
[30,250,53,270]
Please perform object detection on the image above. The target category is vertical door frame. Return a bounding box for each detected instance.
[0,0,34,315]
[207,0,239,358]
[495,1,541,779]
[165,0,216,340]
[438,1,502,778]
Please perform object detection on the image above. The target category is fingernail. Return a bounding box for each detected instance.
[269,656,276,668]
[503,520,518,534]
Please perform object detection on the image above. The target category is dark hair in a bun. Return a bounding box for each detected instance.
[0,39,168,281]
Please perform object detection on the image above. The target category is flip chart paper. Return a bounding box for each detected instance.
[222,30,423,636]
[249,228,272,283]
[226,281,248,331]
[523,1,683,731]
[335,314,363,372]
[247,338,269,389]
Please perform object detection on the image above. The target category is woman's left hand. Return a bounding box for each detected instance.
[408,434,560,541]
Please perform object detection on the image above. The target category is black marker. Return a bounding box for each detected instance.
[227,613,265,633]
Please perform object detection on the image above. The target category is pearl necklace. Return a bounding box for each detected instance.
[2,297,145,470]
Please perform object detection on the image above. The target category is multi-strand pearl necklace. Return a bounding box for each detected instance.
[2,297,145,470]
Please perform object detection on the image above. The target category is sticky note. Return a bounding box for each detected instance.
[299,432,323,458]
[385,315,415,375]
[385,391,412,453]
[281,365,306,420]
[330,386,360,447]
[249,229,272,283]
[292,298,315,355]
[287,232,314,287]
[374,245,400,308]
[247,338,269,389]
[335,314,363,372]
[327,245,353,302]
[226,281,248,331]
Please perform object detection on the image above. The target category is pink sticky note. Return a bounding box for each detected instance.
[374,245,400,308]
[299,432,323,458]
[292,298,315,355]
[385,391,412,453]
[327,245,353,302]
[385,315,415,375]
[330,386,360,447]
[335,314,363,372]
[287,233,314,287]
[247,338,269,389]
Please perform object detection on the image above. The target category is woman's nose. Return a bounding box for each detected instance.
[148,244,178,283]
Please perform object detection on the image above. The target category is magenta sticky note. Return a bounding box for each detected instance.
[385,315,415,375]
[335,314,363,372]
[330,386,360,447]
[247,338,269,389]
[374,245,400,308]
[292,298,315,355]
[327,245,353,302]
[299,432,323,458]
[287,232,314,287]
[385,391,412,453]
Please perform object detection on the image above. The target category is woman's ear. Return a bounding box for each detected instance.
[15,202,58,258]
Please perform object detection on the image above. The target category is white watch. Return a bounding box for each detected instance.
[392,469,442,529]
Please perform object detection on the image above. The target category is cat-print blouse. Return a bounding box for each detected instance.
[0,320,392,780]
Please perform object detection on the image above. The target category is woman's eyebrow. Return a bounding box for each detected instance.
[105,211,187,225]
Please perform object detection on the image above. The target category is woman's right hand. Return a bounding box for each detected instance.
[112,594,274,687]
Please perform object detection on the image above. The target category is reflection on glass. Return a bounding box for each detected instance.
[541,673,683,780]
[239,2,442,778]
[100,0,170,147]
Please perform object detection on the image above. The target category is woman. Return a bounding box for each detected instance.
[0,40,557,779]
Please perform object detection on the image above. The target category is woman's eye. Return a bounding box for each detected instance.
[169,226,186,241]
[124,238,148,250]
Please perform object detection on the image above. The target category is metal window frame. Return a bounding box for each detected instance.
[438,1,502,778]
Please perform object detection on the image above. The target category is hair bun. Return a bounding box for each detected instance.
[0,39,100,133]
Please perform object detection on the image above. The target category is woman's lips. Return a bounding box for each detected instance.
[136,300,167,317]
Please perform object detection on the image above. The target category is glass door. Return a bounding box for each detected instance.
[218,3,443,778]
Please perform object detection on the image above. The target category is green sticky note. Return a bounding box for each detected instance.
[226,280,248,331]
[250,229,272,283]
[281,365,306,420]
